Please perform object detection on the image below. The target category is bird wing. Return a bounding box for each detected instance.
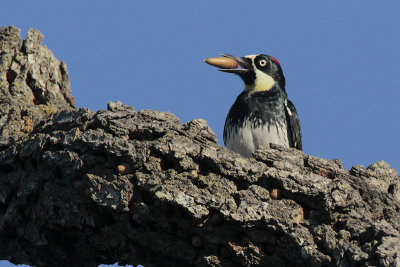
[284,99,302,150]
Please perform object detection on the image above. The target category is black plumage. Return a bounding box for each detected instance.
[217,54,302,157]
[285,99,302,150]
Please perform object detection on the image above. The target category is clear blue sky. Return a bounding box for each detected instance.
[2,1,400,266]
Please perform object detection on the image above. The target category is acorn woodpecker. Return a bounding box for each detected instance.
[219,54,302,157]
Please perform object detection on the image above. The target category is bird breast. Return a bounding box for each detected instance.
[225,120,289,157]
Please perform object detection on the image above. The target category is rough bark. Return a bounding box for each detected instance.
[0,26,399,267]
[0,26,75,148]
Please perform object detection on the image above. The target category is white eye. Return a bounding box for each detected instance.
[259,59,267,67]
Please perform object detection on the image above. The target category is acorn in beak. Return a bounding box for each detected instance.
[204,54,252,74]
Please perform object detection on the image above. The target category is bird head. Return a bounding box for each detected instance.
[220,54,285,92]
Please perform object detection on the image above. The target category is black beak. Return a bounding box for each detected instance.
[219,54,251,74]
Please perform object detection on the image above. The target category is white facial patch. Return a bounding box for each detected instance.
[244,55,276,92]
[244,55,258,61]
[245,69,275,92]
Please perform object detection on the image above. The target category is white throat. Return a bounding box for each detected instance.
[245,69,275,92]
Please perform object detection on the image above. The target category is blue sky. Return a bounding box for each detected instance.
[1,1,400,266]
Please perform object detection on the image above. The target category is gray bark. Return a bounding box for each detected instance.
[0,26,399,267]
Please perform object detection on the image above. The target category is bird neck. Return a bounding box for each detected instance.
[246,83,287,100]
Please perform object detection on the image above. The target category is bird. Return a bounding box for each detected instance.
[214,54,302,157]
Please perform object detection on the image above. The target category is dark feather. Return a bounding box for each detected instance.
[285,99,302,150]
